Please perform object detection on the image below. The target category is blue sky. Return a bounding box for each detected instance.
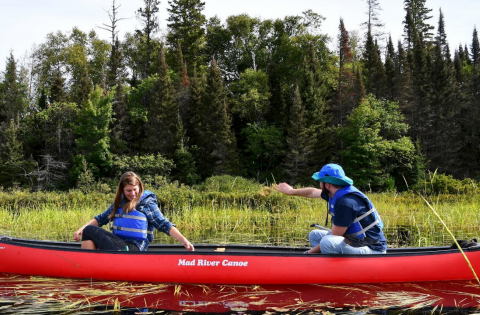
[1,0,479,70]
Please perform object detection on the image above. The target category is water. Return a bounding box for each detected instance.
[1,274,480,314]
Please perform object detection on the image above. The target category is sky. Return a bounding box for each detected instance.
[1,0,479,69]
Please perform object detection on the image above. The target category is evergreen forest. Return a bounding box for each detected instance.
[0,0,479,192]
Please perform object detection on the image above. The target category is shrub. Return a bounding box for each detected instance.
[112,154,174,180]
[195,175,263,193]
[414,172,478,195]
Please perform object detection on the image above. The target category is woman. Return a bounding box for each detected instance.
[74,172,194,252]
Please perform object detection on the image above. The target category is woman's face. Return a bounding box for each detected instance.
[123,184,140,201]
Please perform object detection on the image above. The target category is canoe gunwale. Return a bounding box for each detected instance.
[2,235,480,284]
[1,235,479,258]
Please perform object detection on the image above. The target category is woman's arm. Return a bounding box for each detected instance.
[277,182,322,198]
[169,226,195,251]
[74,218,99,241]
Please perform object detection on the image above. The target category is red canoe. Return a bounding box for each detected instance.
[0,236,479,285]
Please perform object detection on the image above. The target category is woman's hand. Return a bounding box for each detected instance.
[74,227,84,241]
[74,219,98,242]
[183,240,195,251]
[169,226,195,251]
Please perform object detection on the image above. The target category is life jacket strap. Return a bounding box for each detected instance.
[112,225,154,235]
[352,208,375,223]
[347,218,380,237]
[115,214,147,221]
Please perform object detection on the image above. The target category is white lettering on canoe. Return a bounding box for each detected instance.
[222,259,248,267]
[177,258,249,267]
[197,259,220,266]
[178,259,196,266]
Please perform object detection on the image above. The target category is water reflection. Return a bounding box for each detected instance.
[1,273,479,314]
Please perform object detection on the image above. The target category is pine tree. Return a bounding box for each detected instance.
[194,60,238,177]
[334,19,355,127]
[435,9,449,56]
[266,60,287,128]
[410,35,431,145]
[471,27,480,72]
[464,44,472,65]
[395,41,414,118]
[50,71,68,104]
[428,17,459,174]
[99,0,125,49]
[106,37,125,89]
[99,0,126,89]
[384,36,397,101]
[178,61,191,124]
[38,88,48,110]
[403,8,416,50]
[456,44,477,176]
[0,119,32,187]
[166,0,207,73]
[136,0,160,79]
[73,87,113,180]
[353,65,367,106]
[362,30,385,98]
[361,0,385,40]
[185,67,205,151]
[175,42,185,77]
[403,0,434,46]
[284,86,314,184]
[146,48,180,158]
[301,42,332,171]
[1,53,26,125]
[460,27,480,177]
[110,77,129,154]
[72,63,92,106]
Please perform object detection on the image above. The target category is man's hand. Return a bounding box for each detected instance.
[277,183,322,198]
[276,182,294,195]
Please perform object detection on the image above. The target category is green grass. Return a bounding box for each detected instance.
[0,186,479,248]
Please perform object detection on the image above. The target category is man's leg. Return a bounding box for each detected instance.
[320,235,382,254]
[309,230,330,247]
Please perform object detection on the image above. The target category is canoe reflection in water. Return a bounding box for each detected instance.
[1,273,479,313]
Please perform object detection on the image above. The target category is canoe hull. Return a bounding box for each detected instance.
[1,237,479,284]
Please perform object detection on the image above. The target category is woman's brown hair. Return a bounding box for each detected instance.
[108,172,145,220]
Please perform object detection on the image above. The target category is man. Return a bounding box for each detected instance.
[277,163,387,254]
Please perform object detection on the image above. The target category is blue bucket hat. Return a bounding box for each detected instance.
[312,164,353,186]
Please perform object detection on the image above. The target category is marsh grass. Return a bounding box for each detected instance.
[0,186,479,247]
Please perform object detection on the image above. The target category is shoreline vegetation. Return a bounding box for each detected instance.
[1,175,478,248]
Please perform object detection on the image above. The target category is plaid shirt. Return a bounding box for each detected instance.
[95,190,175,251]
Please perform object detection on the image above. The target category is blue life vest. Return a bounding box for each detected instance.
[328,186,383,239]
[110,192,154,241]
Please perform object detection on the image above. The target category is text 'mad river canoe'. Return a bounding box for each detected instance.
[1,236,479,285]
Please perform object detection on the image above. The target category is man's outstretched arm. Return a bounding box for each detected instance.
[276,182,322,198]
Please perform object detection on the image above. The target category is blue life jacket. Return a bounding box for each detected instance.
[328,186,383,239]
[110,191,154,241]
